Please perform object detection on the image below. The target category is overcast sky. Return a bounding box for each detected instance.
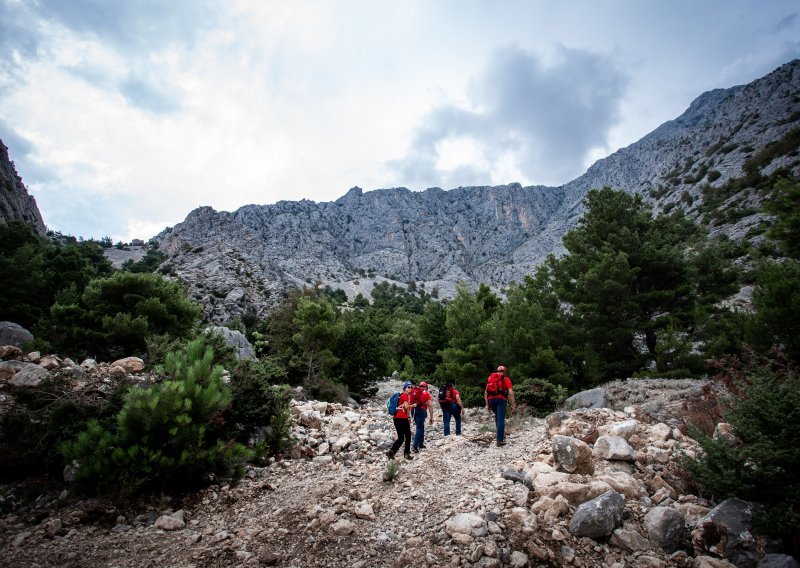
[1,1,798,242]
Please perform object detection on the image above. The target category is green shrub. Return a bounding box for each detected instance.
[227,358,292,450]
[459,386,485,408]
[61,339,249,497]
[514,378,568,415]
[0,377,129,482]
[45,271,202,360]
[382,459,401,482]
[684,359,800,534]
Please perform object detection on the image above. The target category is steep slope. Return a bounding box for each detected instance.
[157,60,800,323]
[0,139,46,235]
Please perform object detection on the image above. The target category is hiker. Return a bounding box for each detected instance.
[387,381,415,460]
[485,365,516,446]
[411,381,434,453]
[439,382,465,436]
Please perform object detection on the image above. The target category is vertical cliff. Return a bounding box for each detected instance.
[0,139,46,235]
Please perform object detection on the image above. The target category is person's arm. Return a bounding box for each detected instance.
[456,393,465,415]
[508,384,516,413]
[427,394,434,423]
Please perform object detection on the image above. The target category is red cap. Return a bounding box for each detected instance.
[419,381,428,388]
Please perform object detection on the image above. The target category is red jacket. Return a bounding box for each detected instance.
[395,392,411,419]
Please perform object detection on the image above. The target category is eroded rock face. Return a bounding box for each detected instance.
[152,61,800,323]
[0,140,46,234]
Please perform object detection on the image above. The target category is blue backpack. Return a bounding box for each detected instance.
[387,392,401,416]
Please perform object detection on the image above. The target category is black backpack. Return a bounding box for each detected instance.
[438,383,454,406]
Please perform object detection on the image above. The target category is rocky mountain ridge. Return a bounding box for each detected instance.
[156,60,800,323]
[0,140,46,235]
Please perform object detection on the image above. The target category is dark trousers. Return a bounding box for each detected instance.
[390,417,412,455]
[442,403,462,435]
[488,398,507,442]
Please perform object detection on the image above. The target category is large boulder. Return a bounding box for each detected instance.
[206,326,255,360]
[9,364,51,387]
[110,357,145,374]
[568,490,625,538]
[551,435,594,474]
[692,498,762,568]
[0,321,33,347]
[0,360,33,381]
[593,435,637,461]
[644,506,686,552]
[564,388,608,409]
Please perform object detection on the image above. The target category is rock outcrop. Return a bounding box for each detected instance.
[155,60,800,323]
[0,139,46,235]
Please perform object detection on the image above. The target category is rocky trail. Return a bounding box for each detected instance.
[0,371,792,567]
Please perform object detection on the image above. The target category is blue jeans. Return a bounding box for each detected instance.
[442,403,462,435]
[413,408,427,449]
[488,398,507,442]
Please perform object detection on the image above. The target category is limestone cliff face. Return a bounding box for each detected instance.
[157,60,800,323]
[0,140,46,235]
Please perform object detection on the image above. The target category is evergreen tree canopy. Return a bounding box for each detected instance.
[549,187,738,383]
[45,271,201,359]
[0,222,113,330]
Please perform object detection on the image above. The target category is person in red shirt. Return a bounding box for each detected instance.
[386,381,415,460]
[412,381,435,453]
[440,383,465,436]
[484,365,516,446]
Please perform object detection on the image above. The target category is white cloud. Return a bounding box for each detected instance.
[0,0,799,242]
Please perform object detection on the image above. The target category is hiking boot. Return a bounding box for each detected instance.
[412,447,419,453]
[404,453,414,461]
[419,444,427,449]
[386,450,396,459]
[497,440,507,446]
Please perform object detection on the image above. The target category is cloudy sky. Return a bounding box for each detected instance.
[1,1,798,242]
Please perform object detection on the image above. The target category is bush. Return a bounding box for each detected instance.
[227,358,292,453]
[61,339,249,497]
[0,376,129,482]
[459,386,485,408]
[146,329,237,370]
[514,378,568,415]
[45,271,202,360]
[684,357,800,535]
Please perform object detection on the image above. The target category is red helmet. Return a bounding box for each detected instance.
[497,365,507,372]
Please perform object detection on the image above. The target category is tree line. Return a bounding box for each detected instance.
[1,178,798,510]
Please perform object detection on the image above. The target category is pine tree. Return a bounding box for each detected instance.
[62,339,248,496]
